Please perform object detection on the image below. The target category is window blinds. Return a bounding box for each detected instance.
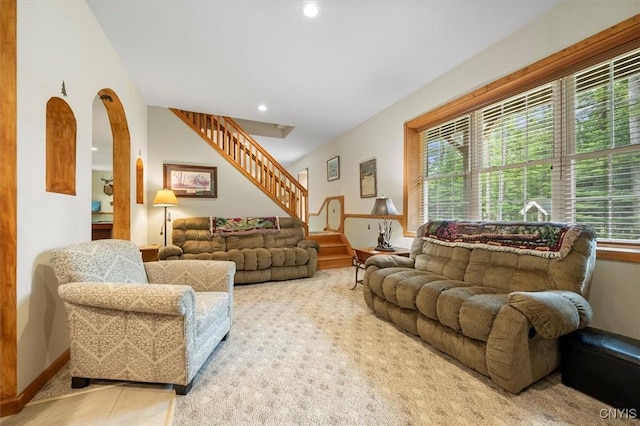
[567,49,640,241]
[421,116,470,221]
[479,85,556,222]
[416,47,640,242]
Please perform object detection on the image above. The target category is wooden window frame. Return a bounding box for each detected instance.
[404,15,640,263]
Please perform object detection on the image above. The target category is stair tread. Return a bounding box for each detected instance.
[310,239,344,244]
[308,235,343,240]
[317,254,353,259]
[316,242,348,248]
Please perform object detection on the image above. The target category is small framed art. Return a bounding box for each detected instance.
[327,156,340,181]
[163,163,217,198]
[359,158,377,198]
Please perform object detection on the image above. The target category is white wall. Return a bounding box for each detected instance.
[16,0,148,393]
[590,260,640,339]
[290,1,640,338]
[146,107,288,246]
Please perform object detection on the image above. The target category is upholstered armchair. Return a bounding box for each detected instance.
[50,239,235,395]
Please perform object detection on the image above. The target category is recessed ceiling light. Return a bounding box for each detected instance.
[302,3,319,18]
[258,104,268,112]
[91,147,98,151]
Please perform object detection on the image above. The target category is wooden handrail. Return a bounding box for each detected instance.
[308,195,345,233]
[170,108,308,230]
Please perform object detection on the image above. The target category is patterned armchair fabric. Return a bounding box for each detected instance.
[50,239,235,395]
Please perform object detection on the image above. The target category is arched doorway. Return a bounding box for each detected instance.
[97,88,130,239]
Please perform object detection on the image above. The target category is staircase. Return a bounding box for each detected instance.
[308,232,354,269]
[171,109,308,228]
[172,108,354,270]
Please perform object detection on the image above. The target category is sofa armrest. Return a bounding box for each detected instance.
[158,244,183,260]
[145,260,235,293]
[507,290,593,339]
[298,239,320,251]
[58,282,195,315]
[364,255,414,269]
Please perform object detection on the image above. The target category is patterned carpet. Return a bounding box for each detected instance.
[35,267,634,425]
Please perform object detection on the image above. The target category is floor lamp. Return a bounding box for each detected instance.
[153,188,178,246]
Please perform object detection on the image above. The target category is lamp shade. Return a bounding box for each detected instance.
[370,197,399,216]
[152,188,178,207]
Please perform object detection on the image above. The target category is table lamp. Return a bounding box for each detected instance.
[371,196,399,251]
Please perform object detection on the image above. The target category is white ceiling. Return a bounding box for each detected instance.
[87,0,562,167]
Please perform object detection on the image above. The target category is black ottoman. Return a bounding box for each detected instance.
[561,327,640,411]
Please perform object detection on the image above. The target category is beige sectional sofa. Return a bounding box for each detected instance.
[159,216,319,284]
[363,221,597,394]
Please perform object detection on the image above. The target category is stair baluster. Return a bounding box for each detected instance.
[170,108,308,229]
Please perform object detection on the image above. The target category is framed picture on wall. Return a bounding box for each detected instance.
[163,163,217,198]
[359,158,377,198]
[327,156,340,181]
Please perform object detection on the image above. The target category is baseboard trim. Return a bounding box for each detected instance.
[0,348,69,417]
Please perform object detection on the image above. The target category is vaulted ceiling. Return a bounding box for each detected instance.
[88,0,562,166]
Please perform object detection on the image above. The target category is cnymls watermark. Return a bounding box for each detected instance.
[599,408,637,420]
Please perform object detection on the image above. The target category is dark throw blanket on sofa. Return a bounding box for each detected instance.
[422,221,585,259]
[209,216,280,236]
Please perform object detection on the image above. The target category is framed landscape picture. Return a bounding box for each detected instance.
[359,158,377,198]
[327,156,340,181]
[163,163,217,198]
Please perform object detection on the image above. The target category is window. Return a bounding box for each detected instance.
[415,49,640,243]
[422,116,470,220]
[568,51,640,240]
[479,85,556,222]
[405,16,640,253]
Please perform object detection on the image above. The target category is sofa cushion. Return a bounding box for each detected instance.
[367,268,421,301]
[459,293,508,342]
[464,249,553,292]
[414,243,470,281]
[269,247,309,267]
[270,248,289,267]
[182,237,226,255]
[415,280,468,321]
[226,249,245,269]
[226,248,271,271]
[182,252,230,261]
[210,252,233,262]
[264,230,302,248]
[437,286,507,333]
[263,217,304,248]
[226,233,265,250]
[255,248,272,269]
[377,270,449,310]
[294,247,310,265]
[173,217,227,253]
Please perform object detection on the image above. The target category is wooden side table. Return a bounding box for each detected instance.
[139,245,160,262]
[352,247,410,289]
[91,222,113,241]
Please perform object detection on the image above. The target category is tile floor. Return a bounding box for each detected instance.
[0,383,174,426]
